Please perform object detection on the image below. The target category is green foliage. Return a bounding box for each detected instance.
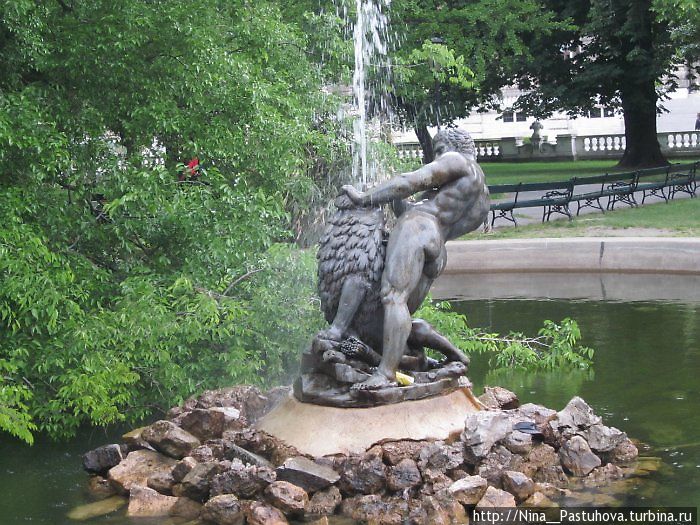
[0,0,345,443]
[416,300,594,371]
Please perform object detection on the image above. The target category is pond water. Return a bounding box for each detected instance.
[0,296,698,523]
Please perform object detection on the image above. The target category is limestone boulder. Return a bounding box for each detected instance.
[479,386,520,410]
[202,494,245,525]
[339,454,386,495]
[228,428,301,465]
[264,481,308,516]
[83,444,124,474]
[382,440,426,465]
[501,470,535,502]
[306,486,342,517]
[122,426,154,451]
[422,493,469,525]
[462,411,514,460]
[447,475,488,505]
[476,446,523,487]
[419,468,453,496]
[387,458,422,491]
[502,430,534,455]
[604,437,639,463]
[225,442,273,468]
[179,408,226,441]
[516,403,557,425]
[210,459,276,498]
[108,450,177,494]
[583,463,624,486]
[550,397,602,438]
[523,491,557,508]
[66,496,127,521]
[582,424,626,453]
[172,456,197,482]
[126,484,200,519]
[475,486,516,508]
[147,470,175,495]
[142,420,200,459]
[418,442,464,473]
[275,456,339,493]
[559,436,601,477]
[180,461,228,501]
[340,495,408,525]
[245,501,289,525]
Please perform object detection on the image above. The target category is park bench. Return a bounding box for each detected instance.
[636,166,672,204]
[489,180,574,227]
[603,170,639,210]
[668,161,698,199]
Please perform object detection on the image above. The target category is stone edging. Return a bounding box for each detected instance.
[445,237,700,275]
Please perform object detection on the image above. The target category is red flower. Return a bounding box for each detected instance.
[187,157,199,176]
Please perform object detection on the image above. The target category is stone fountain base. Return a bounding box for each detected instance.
[257,387,482,456]
[78,384,653,525]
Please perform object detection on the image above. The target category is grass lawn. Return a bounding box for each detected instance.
[469,196,700,240]
[479,157,700,185]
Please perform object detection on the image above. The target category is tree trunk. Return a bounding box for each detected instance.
[415,123,434,164]
[618,81,668,168]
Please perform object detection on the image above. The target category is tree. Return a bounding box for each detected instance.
[512,0,697,168]
[387,0,567,162]
[0,0,338,442]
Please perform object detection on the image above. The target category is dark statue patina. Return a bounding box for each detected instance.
[294,129,490,407]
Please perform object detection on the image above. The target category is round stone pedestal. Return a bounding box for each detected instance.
[255,388,482,456]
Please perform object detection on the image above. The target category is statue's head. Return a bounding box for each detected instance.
[432,128,476,160]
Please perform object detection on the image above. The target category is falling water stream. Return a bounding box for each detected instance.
[349,0,392,188]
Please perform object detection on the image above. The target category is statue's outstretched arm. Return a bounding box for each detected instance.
[342,152,467,207]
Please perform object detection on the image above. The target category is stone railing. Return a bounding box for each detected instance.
[394,130,700,162]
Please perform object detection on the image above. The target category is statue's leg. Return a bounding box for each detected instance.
[409,318,470,367]
[353,229,427,390]
[319,274,367,341]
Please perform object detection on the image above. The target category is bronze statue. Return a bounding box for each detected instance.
[295,129,490,407]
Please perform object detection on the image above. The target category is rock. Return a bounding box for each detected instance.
[559,436,601,477]
[533,465,569,486]
[605,438,639,463]
[108,450,178,494]
[306,517,329,525]
[339,454,386,494]
[447,475,488,505]
[172,456,198,482]
[229,428,301,465]
[83,444,124,474]
[420,468,453,496]
[479,386,520,410]
[382,440,425,465]
[126,484,200,519]
[475,485,516,508]
[477,446,523,487]
[210,459,276,498]
[225,442,273,468]
[66,496,127,521]
[523,491,557,508]
[191,444,216,463]
[340,495,408,525]
[147,470,176,495]
[245,501,289,525]
[535,482,571,500]
[193,385,268,423]
[462,411,514,459]
[521,443,560,479]
[180,408,226,441]
[517,403,557,424]
[418,442,464,473]
[142,420,201,459]
[501,471,535,502]
[264,481,308,516]
[275,456,339,493]
[502,430,533,455]
[181,461,228,501]
[87,475,117,498]
[122,427,153,451]
[551,397,602,435]
[387,458,422,491]
[306,486,342,517]
[582,424,626,453]
[202,494,245,525]
[422,493,469,525]
[583,463,624,486]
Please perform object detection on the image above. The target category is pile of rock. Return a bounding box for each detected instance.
[81,385,642,524]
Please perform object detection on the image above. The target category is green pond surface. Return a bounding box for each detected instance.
[0,298,698,523]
